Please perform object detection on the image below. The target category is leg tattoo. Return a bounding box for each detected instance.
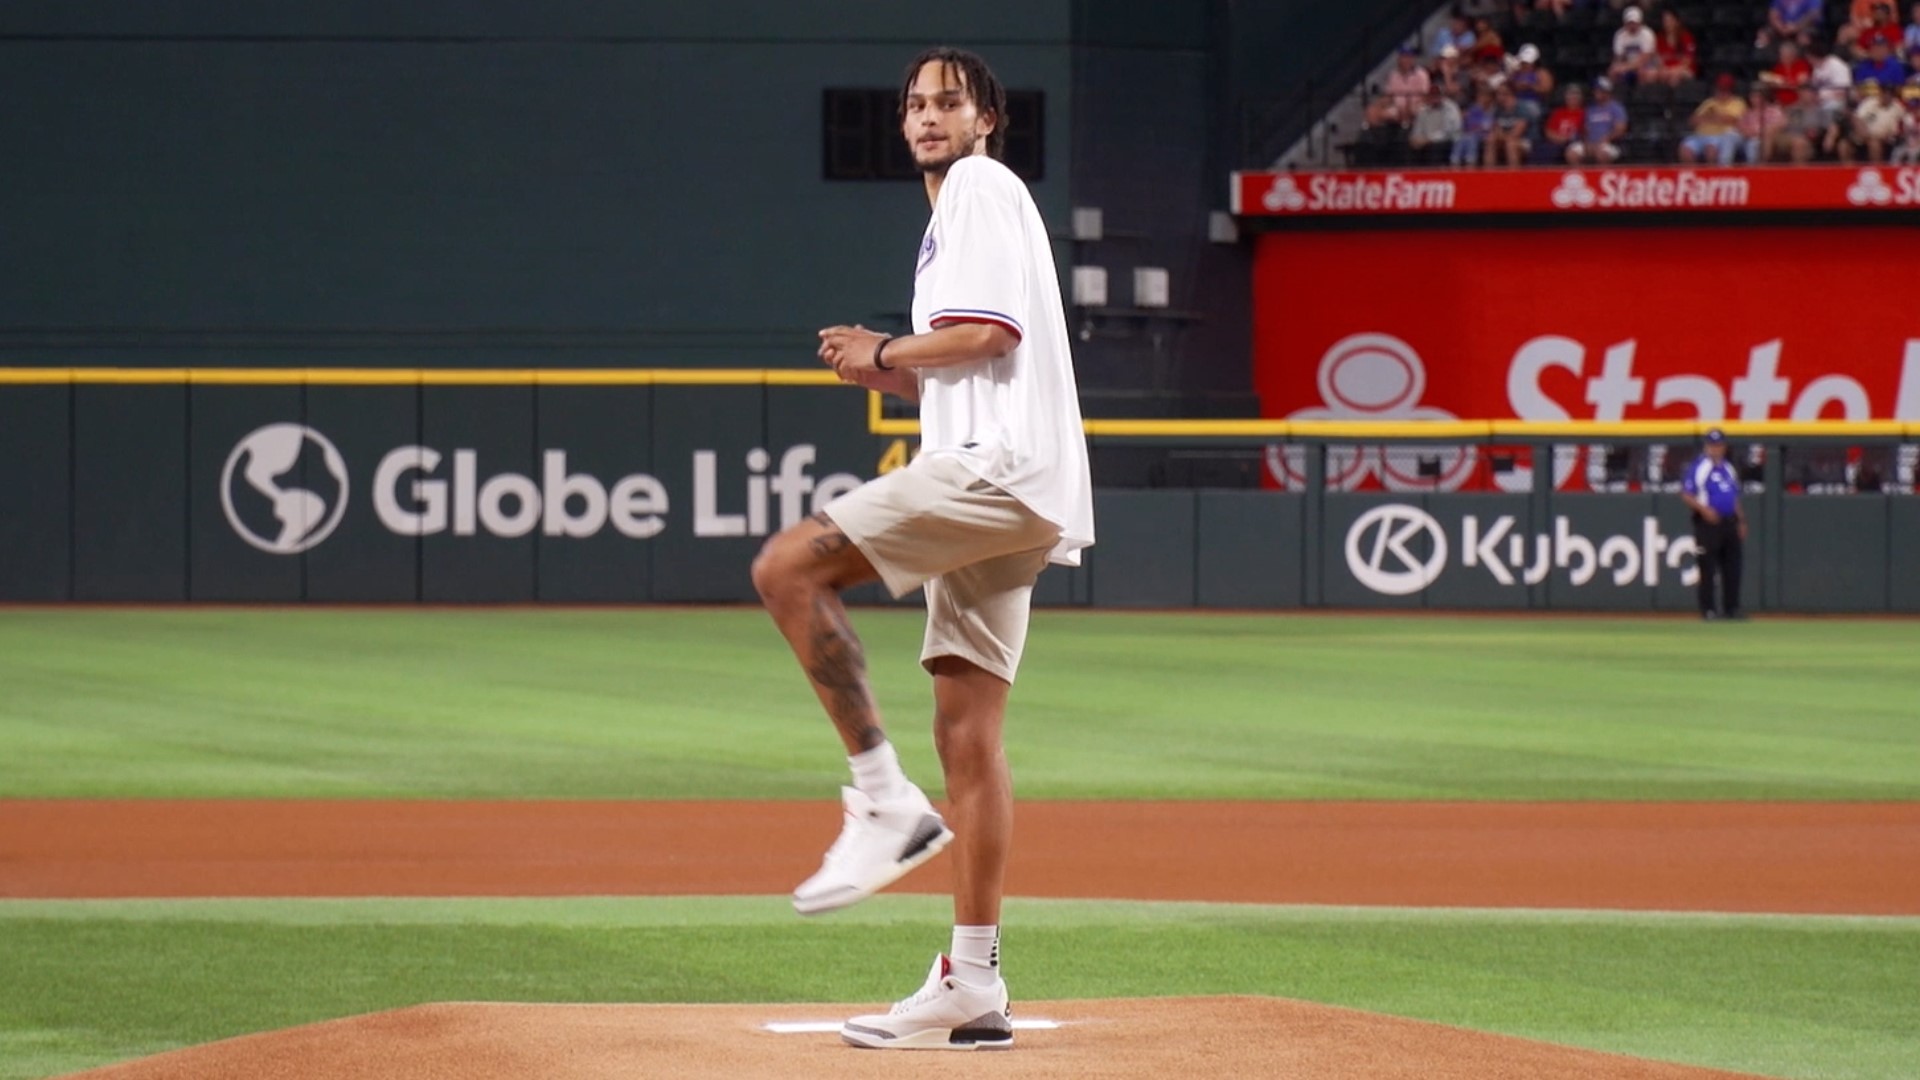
[804,594,882,749]
[809,529,855,558]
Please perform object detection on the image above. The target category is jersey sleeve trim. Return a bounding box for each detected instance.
[930,307,1025,340]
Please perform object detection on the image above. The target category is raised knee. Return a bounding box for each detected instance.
[751,535,798,606]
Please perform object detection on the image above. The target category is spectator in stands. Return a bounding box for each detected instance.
[1759,0,1821,48]
[1838,0,1885,56]
[1571,76,1629,163]
[1455,85,1496,165]
[1545,84,1588,162]
[1366,45,1434,128]
[1846,77,1907,159]
[1510,43,1556,105]
[1858,2,1905,55]
[1487,81,1534,166]
[1433,44,1471,102]
[1854,37,1908,88]
[1907,3,1920,56]
[1809,37,1856,125]
[1470,17,1508,66]
[1469,49,1506,97]
[1891,85,1920,162]
[1409,84,1464,163]
[1740,84,1790,161]
[1761,40,1814,106]
[1776,103,1823,160]
[1680,74,1748,163]
[1535,0,1576,23]
[1434,10,1478,59]
[1650,9,1700,86]
[1610,7,1659,85]
[1910,44,1920,86]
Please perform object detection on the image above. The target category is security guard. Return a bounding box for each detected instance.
[1681,428,1746,621]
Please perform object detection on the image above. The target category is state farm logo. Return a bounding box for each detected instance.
[1552,170,1749,210]
[1550,172,1597,208]
[1262,176,1307,212]
[1265,333,1476,491]
[1345,504,1448,595]
[1842,168,1920,206]
[1265,173,1455,213]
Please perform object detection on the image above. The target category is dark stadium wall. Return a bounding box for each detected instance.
[1230,0,1435,167]
[1067,1,1255,412]
[0,2,1074,370]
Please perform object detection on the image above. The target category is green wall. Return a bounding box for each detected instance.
[0,3,1073,369]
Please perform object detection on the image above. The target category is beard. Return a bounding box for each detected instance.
[914,129,980,175]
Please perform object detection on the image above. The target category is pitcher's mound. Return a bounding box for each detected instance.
[63,997,1774,1080]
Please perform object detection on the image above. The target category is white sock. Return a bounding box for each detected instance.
[848,741,911,802]
[950,925,1000,986]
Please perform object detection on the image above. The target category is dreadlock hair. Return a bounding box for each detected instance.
[898,46,1008,160]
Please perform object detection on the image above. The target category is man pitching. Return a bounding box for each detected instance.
[750,45,1094,1051]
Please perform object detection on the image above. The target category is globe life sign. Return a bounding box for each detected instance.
[220,424,865,552]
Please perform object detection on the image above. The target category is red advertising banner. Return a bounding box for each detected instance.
[1232,165,1920,217]
[1253,226,1920,490]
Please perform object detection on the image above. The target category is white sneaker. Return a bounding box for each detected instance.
[841,954,1013,1051]
[791,785,952,916]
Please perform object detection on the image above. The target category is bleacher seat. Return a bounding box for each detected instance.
[1556,43,1604,78]
[1710,4,1757,28]
[1630,81,1671,106]
[1709,40,1752,66]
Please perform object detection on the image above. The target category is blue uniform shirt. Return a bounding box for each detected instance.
[1684,456,1740,518]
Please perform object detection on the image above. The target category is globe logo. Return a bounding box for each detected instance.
[220,424,350,554]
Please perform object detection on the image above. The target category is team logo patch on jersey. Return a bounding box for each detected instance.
[916,231,938,277]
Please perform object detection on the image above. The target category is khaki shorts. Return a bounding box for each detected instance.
[821,453,1060,684]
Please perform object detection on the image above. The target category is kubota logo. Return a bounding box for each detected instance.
[221,424,351,554]
[1342,504,1700,596]
[1345,504,1448,595]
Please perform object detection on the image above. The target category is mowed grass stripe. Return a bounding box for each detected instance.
[1,610,1915,800]
[4,895,1920,929]
[0,896,1914,1080]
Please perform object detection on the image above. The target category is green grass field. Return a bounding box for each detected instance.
[2,609,1915,799]
[2,609,1916,1079]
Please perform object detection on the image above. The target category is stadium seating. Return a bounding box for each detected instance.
[1345,0,1876,166]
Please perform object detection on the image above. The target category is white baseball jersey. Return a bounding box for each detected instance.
[909,155,1095,566]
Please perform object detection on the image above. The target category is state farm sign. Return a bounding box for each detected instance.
[1253,225,1920,489]
[1233,165,1920,216]
[1263,173,1457,213]
[1548,170,1750,210]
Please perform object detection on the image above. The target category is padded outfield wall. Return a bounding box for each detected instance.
[2,372,1915,611]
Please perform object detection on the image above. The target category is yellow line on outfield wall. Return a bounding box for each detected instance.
[0,367,845,387]
[2,368,1913,437]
